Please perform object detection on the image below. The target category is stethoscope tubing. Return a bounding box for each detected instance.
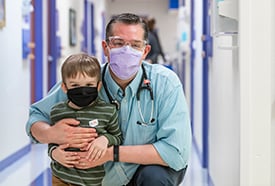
[102,63,155,126]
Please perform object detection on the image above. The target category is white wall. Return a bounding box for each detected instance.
[239,0,275,185]
[272,1,275,184]
[0,0,30,160]
[208,34,240,186]
[56,0,85,82]
[56,0,106,82]
[207,1,240,185]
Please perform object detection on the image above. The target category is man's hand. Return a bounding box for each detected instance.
[51,144,80,168]
[31,119,98,146]
[49,118,98,148]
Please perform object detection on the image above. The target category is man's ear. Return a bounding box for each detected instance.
[61,82,68,93]
[102,41,109,56]
[102,41,110,63]
[142,44,151,60]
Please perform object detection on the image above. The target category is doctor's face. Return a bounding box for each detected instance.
[102,22,151,61]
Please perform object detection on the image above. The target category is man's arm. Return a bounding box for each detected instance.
[76,144,167,169]
[26,82,97,146]
[31,121,54,143]
[114,144,167,165]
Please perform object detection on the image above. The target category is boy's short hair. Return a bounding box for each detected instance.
[61,53,101,82]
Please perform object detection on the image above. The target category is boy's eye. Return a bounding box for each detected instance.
[71,84,79,88]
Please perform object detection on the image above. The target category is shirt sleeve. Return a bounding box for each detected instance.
[103,107,123,146]
[25,82,67,143]
[152,70,192,171]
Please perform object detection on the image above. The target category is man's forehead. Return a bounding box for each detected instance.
[111,22,144,40]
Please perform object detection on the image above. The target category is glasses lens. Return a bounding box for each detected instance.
[131,41,145,50]
[108,37,145,50]
[110,38,124,48]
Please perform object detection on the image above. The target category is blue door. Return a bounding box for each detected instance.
[30,0,43,103]
[201,0,212,168]
[47,0,60,91]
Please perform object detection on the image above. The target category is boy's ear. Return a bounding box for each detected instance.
[61,82,68,93]
[97,81,102,92]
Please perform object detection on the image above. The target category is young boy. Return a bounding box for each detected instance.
[48,53,122,186]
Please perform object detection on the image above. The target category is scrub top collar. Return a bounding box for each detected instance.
[104,64,143,100]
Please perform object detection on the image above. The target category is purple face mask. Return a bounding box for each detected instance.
[109,45,143,80]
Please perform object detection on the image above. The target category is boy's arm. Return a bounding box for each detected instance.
[102,109,122,146]
[87,108,122,161]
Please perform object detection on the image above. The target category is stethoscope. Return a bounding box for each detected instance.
[102,63,155,126]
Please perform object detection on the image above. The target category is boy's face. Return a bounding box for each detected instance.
[61,73,100,93]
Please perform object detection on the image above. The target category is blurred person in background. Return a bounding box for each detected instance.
[145,17,167,64]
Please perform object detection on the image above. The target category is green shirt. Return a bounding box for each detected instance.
[49,98,122,186]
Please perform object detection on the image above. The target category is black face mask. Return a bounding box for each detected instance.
[67,87,98,107]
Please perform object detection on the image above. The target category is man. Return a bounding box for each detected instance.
[26,13,191,186]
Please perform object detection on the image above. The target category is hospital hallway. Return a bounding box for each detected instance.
[1,0,275,185]
[0,142,209,186]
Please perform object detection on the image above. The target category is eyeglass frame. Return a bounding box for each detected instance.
[106,36,147,51]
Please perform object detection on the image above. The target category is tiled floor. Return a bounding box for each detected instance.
[0,143,209,186]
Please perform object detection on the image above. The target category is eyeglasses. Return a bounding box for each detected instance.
[107,36,147,51]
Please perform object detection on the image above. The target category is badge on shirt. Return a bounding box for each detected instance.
[89,119,99,127]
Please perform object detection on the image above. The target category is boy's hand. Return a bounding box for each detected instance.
[87,136,108,161]
[75,146,113,169]
[51,144,80,168]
